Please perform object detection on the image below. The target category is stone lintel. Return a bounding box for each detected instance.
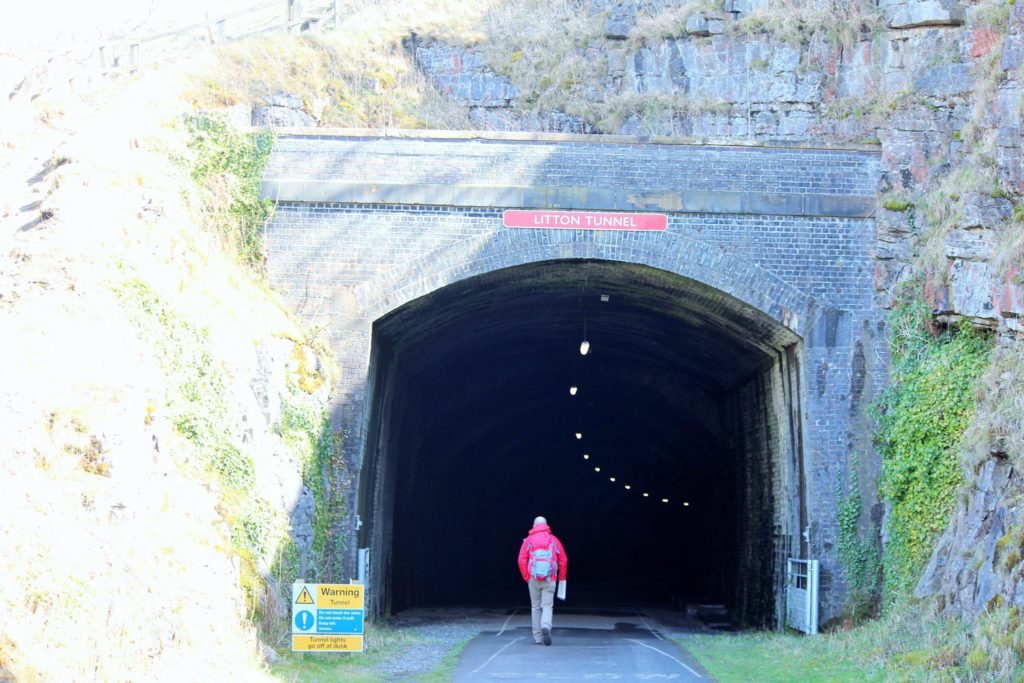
[263,180,876,219]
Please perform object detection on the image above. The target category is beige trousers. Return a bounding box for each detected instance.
[527,579,556,641]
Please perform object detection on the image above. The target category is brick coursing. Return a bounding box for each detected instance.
[263,132,883,624]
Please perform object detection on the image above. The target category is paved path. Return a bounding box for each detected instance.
[452,608,711,681]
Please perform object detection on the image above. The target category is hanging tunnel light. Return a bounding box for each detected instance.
[594,467,601,472]
[579,340,590,355]
[575,432,582,440]
[569,386,578,396]
[609,477,616,482]
[583,453,590,460]
[661,498,670,503]
[643,492,650,497]
[624,485,631,490]
[683,501,691,507]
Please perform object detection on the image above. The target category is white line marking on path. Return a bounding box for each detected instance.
[472,636,524,675]
[634,610,665,640]
[627,639,703,678]
[497,610,517,637]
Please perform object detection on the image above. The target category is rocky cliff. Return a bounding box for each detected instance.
[4,3,1024,675]
[236,0,1024,624]
[0,73,335,677]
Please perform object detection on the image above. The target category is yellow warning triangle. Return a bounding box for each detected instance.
[296,587,314,605]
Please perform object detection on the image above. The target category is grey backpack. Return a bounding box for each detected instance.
[528,539,558,580]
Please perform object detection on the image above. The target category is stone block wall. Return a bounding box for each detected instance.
[400,0,1024,337]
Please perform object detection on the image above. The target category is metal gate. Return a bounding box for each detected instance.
[785,558,819,634]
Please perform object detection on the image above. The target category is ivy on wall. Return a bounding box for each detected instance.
[114,278,286,606]
[836,469,881,620]
[183,112,274,270]
[872,295,992,605]
[273,390,341,584]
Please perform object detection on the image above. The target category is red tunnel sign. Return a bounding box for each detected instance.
[503,210,668,231]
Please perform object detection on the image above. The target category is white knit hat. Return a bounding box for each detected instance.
[534,516,547,525]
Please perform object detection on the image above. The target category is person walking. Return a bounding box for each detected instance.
[517,515,568,646]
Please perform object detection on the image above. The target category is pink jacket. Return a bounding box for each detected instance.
[518,523,568,582]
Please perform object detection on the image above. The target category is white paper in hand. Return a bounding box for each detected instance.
[557,580,567,601]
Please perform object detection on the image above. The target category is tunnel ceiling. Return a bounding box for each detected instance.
[375,259,797,395]
[372,260,800,483]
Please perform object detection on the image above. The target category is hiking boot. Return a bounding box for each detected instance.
[542,627,551,646]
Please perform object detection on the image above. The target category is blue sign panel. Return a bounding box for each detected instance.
[316,609,364,634]
[294,610,315,631]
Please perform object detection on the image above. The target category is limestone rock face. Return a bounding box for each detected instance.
[884,0,966,29]
[960,193,1013,231]
[252,93,317,127]
[915,459,1022,619]
[603,0,638,40]
[415,43,518,108]
[685,12,725,37]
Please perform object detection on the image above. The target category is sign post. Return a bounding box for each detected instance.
[291,583,365,652]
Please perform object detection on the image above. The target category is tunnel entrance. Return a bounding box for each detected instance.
[357,259,806,627]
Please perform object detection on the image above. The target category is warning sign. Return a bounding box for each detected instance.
[292,583,365,653]
[292,634,364,652]
[316,584,364,609]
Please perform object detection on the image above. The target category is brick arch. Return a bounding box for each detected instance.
[355,228,821,339]
[263,131,882,624]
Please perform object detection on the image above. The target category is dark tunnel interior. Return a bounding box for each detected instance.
[358,260,804,623]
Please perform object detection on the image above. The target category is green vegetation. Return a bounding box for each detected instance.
[993,201,1024,283]
[627,1,714,45]
[681,599,1024,680]
[191,19,472,130]
[683,631,883,681]
[417,637,471,682]
[880,193,913,212]
[184,112,275,270]
[114,278,287,611]
[836,469,881,620]
[871,294,992,604]
[271,389,341,590]
[481,0,608,125]
[964,339,1024,471]
[728,0,882,49]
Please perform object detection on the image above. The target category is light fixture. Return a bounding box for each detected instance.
[643,492,649,497]
[600,294,610,302]
[683,502,690,507]
[594,467,601,472]
[609,477,616,482]
[661,498,669,503]
[569,386,578,396]
[583,454,590,460]
[624,485,631,490]
[579,340,590,355]
[575,432,582,440]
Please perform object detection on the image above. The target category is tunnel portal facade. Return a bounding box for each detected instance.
[262,130,883,627]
